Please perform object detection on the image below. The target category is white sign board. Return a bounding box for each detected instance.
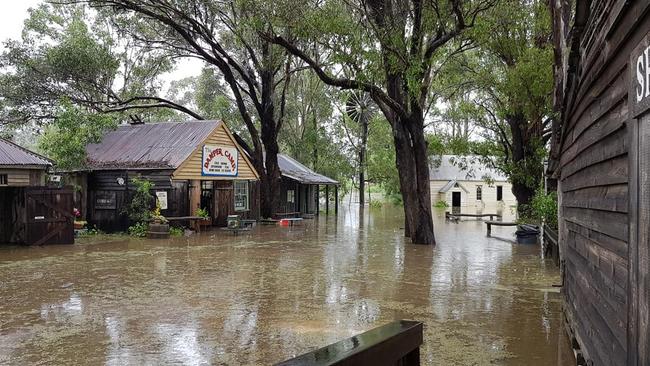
[202,145,239,176]
[156,191,168,210]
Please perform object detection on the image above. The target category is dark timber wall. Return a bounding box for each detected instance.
[550,1,650,365]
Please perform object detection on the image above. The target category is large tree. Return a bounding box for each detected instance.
[267,0,494,244]
[438,0,553,214]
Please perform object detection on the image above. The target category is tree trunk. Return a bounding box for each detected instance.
[508,112,542,217]
[359,117,368,205]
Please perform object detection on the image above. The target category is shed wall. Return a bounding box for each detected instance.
[551,1,650,365]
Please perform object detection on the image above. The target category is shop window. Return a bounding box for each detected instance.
[234,181,249,211]
[287,190,295,203]
[476,185,482,200]
[0,174,7,185]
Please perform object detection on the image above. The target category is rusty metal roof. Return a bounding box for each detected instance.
[85,121,221,170]
[0,138,52,168]
[278,154,338,185]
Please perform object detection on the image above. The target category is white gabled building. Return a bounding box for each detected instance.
[429,155,516,208]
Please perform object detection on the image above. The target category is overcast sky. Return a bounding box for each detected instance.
[0,0,203,82]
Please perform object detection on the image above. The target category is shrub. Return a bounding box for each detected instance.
[519,189,558,228]
[195,207,209,218]
[124,178,154,223]
[434,200,449,208]
[128,222,148,237]
[369,200,383,209]
[169,227,184,236]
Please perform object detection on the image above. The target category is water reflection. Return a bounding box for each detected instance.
[0,204,572,365]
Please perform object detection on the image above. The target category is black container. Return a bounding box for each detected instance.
[516,224,540,244]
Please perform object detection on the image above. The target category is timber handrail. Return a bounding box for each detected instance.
[485,220,517,236]
[275,320,423,366]
[445,212,502,220]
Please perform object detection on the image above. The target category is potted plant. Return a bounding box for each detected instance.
[195,207,211,230]
[147,205,170,239]
[73,208,86,230]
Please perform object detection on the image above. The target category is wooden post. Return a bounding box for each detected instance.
[335,185,339,215]
[325,185,330,215]
[487,223,492,236]
[315,184,320,216]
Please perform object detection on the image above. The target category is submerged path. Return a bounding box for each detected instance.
[0,205,573,365]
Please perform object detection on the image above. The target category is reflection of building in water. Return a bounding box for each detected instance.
[429,155,516,209]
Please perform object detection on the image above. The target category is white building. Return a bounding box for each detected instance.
[429,155,516,208]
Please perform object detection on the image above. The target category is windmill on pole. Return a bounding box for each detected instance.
[345,91,376,205]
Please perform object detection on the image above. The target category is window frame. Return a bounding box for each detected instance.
[476,185,482,201]
[0,174,7,186]
[233,180,249,212]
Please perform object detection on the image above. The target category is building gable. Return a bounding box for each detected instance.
[173,123,259,181]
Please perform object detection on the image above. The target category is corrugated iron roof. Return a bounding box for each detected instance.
[278,154,338,185]
[0,138,52,167]
[85,121,221,170]
[430,155,508,182]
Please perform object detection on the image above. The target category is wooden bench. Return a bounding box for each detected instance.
[273,212,301,219]
[240,219,257,228]
[275,320,423,366]
[446,212,502,221]
[485,220,517,236]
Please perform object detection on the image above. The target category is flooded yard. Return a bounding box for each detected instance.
[0,205,573,365]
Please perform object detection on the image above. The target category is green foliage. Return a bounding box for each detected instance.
[128,222,149,237]
[124,178,154,223]
[434,200,449,208]
[169,227,184,237]
[519,189,558,227]
[195,207,209,218]
[369,200,383,209]
[38,101,117,170]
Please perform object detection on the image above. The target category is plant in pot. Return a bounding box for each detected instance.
[194,207,211,231]
[148,205,170,239]
[73,208,86,230]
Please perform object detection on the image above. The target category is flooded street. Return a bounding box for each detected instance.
[0,205,573,365]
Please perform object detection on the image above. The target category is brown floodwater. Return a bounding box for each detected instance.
[0,204,574,365]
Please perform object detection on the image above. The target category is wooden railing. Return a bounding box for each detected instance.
[543,224,560,266]
[275,320,423,366]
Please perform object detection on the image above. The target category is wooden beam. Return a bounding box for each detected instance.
[325,185,329,215]
[335,185,339,215]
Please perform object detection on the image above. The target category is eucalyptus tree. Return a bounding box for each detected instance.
[60,0,301,218]
[268,0,495,244]
[440,0,553,214]
[0,3,190,128]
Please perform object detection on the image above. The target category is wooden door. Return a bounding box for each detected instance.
[452,192,461,207]
[213,181,233,227]
[24,187,74,245]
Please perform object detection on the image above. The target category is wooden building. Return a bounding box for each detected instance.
[0,138,73,245]
[276,154,339,216]
[549,1,649,365]
[429,155,516,208]
[71,121,260,231]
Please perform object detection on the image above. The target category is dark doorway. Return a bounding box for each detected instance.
[200,181,213,216]
[497,186,503,201]
[452,192,461,207]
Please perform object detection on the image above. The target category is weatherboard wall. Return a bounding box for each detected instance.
[173,123,258,181]
[551,1,650,365]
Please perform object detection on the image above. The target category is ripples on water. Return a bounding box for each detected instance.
[0,204,573,365]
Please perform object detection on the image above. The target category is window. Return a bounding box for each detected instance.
[234,181,249,211]
[496,185,503,201]
[287,190,295,203]
[476,185,482,200]
[0,174,7,185]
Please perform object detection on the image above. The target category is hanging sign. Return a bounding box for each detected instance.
[202,145,238,176]
[631,31,650,117]
[155,191,168,210]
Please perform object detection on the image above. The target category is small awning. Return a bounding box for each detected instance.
[439,180,469,193]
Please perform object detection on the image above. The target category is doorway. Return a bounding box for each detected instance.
[213,181,233,227]
[452,192,461,207]
[496,186,503,201]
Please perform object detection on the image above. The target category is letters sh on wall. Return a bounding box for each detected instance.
[202,145,239,177]
[633,33,650,116]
